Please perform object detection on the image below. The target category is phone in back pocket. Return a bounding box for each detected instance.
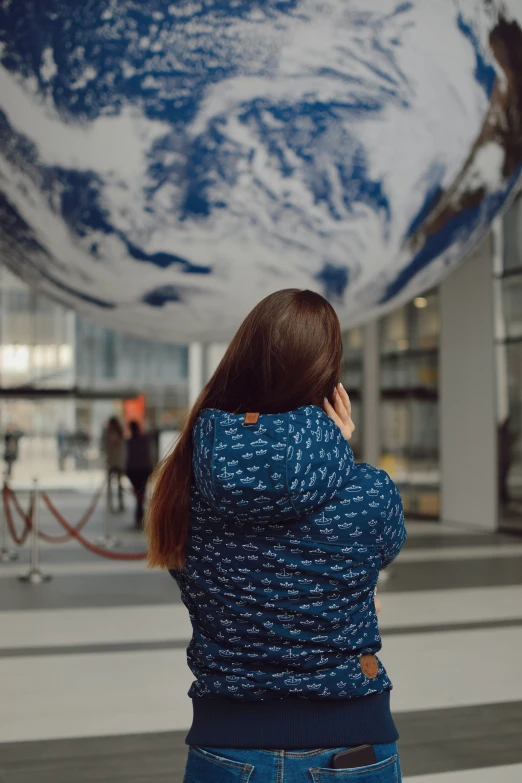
[331,744,377,769]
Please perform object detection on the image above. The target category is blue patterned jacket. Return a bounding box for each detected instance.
[170,406,406,745]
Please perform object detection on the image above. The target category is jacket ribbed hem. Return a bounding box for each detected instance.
[185,690,398,749]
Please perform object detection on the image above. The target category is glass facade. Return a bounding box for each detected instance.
[379,290,440,518]
[0,264,188,482]
[0,269,75,393]
[74,319,188,439]
[0,266,77,479]
[497,194,522,532]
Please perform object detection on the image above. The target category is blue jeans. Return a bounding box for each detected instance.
[184,743,401,782]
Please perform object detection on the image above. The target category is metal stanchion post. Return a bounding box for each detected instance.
[96,507,121,549]
[0,479,18,563]
[19,479,51,584]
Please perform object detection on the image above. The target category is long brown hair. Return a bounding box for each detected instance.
[146,288,343,570]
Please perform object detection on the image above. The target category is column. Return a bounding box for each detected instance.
[439,232,497,530]
[188,342,204,407]
[205,343,228,382]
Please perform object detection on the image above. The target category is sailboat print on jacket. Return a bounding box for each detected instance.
[170,405,406,702]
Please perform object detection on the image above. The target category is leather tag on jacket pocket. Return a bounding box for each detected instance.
[360,653,379,679]
[244,412,260,425]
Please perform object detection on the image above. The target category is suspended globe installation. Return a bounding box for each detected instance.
[0,0,521,342]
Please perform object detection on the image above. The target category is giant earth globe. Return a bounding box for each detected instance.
[0,0,521,341]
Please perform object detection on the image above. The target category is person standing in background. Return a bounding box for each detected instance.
[102,417,125,513]
[56,423,70,472]
[126,420,153,530]
[3,423,21,479]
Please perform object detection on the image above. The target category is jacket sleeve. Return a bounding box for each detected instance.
[379,477,407,568]
[287,408,355,516]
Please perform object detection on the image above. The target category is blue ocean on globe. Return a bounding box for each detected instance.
[0,0,521,341]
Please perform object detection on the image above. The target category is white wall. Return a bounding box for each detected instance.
[206,343,228,380]
[439,233,497,529]
[188,343,204,407]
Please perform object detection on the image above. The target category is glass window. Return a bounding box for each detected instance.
[410,290,440,349]
[381,308,408,353]
[7,289,31,312]
[103,330,117,379]
[379,290,440,519]
[0,263,191,484]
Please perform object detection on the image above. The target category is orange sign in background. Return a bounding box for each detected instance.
[123,394,145,432]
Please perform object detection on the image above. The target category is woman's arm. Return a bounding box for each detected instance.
[380,480,407,568]
[324,383,407,569]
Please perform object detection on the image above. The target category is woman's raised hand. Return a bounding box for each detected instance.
[323,383,355,441]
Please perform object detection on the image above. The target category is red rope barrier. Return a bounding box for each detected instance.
[9,487,34,528]
[38,483,105,544]
[2,486,32,546]
[41,493,147,560]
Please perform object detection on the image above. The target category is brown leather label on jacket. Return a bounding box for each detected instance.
[244,412,260,425]
[359,653,379,679]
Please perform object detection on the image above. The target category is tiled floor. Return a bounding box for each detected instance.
[1,492,522,781]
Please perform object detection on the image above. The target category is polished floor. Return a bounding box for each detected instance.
[1,492,522,782]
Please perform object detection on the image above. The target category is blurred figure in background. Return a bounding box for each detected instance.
[3,423,22,480]
[56,423,70,472]
[126,420,152,530]
[72,427,91,470]
[103,417,125,513]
